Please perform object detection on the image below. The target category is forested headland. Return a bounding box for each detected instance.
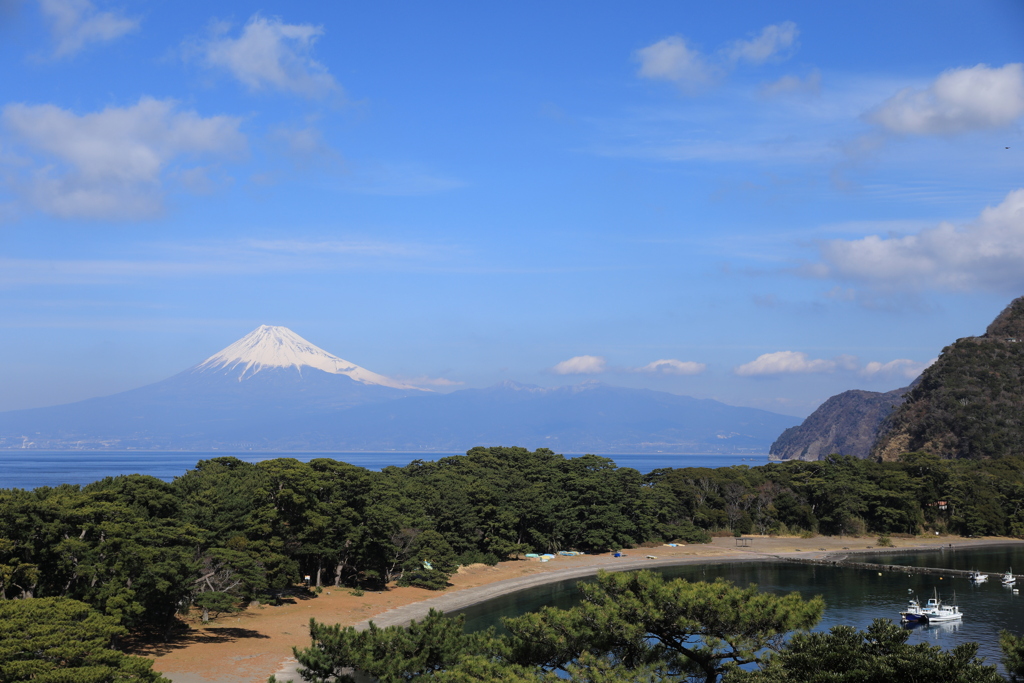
[5,446,1024,680]
[3,446,1024,638]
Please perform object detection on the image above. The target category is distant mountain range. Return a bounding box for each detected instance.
[0,325,799,453]
[771,295,1024,462]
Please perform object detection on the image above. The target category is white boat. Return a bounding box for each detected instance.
[925,598,963,623]
[1003,569,1016,586]
[900,596,928,623]
[968,570,988,583]
[903,589,963,623]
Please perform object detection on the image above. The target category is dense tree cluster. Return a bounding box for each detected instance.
[873,336,1024,460]
[0,597,169,682]
[2,447,1024,638]
[284,571,1021,683]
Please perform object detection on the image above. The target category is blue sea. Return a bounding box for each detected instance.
[0,451,769,490]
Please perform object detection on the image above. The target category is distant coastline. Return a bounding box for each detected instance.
[0,450,769,490]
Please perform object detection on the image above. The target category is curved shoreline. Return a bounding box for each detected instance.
[268,537,1024,682]
[362,537,1024,629]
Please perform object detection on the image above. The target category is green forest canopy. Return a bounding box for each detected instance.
[2,447,1024,635]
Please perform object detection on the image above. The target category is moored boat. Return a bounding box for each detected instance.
[902,589,964,624]
[968,570,988,583]
[900,596,927,623]
[926,598,963,622]
[1003,568,1016,586]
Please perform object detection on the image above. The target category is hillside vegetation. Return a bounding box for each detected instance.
[873,296,1024,461]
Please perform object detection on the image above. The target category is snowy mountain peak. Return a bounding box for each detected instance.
[195,325,423,390]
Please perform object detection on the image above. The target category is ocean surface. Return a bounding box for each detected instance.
[0,451,770,490]
[452,545,1024,674]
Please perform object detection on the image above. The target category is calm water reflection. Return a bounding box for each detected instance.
[452,547,1024,672]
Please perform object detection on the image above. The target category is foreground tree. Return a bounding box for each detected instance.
[1003,630,1024,682]
[0,597,169,682]
[287,571,824,683]
[283,609,483,683]
[498,570,824,682]
[735,619,1003,683]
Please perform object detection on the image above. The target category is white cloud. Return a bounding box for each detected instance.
[635,36,715,90]
[1,97,245,219]
[636,359,706,375]
[813,188,1024,292]
[551,355,607,375]
[761,69,821,98]
[400,376,463,388]
[734,351,838,376]
[726,21,798,65]
[271,125,338,168]
[861,358,936,380]
[197,15,340,98]
[867,63,1024,135]
[39,0,138,58]
[636,23,799,92]
[248,239,433,258]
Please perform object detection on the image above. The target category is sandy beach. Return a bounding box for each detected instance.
[140,534,1024,683]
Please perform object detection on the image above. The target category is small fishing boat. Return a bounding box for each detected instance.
[903,589,964,623]
[900,596,928,623]
[1003,569,1016,587]
[926,594,963,623]
[968,570,988,583]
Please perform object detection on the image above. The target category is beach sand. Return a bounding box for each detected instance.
[138,534,1021,683]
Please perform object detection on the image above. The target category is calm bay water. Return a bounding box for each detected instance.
[452,546,1024,672]
[0,451,769,490]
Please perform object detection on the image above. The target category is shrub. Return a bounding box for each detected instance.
[456,550,501,566]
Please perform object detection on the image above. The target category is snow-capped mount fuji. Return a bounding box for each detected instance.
[193,325,422,390]
[0,326,426,449]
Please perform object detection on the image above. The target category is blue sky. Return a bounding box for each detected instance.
[2,0,1023,416]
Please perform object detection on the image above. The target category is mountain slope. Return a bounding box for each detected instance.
[287,381,799,453]
[0,326,423,449]
[769,386,909,461]
[872,296,1024,461]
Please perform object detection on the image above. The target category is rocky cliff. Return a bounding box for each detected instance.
[769,386,909,461]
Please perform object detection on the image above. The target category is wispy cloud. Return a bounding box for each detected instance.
[725,22,798,65]
[38,0,138,58]
[551,355,606,375]
[191,14,340,99]
[0,237,459,286]
[399,375,464,388]
[247,239,441,258]
[339,161,466,196]
[1,97,244,220]
[760,70,821,98]
[861,357,936,380]
[635,22,799,93]
[270,124,339,169]
[634,359,706,375]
